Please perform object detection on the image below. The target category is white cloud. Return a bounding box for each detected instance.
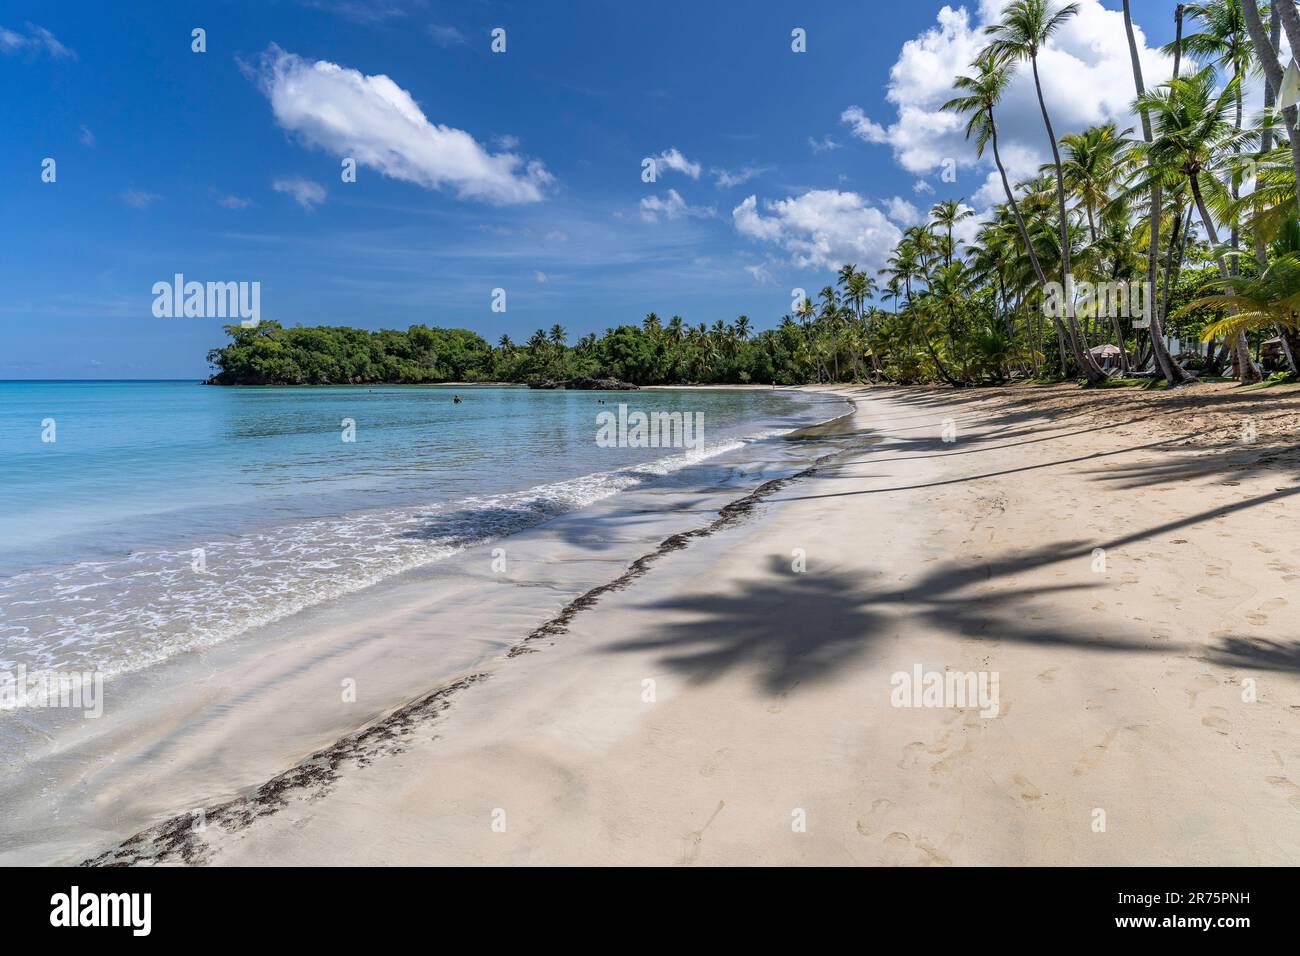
[913,179,935,195]
[534,270,549,283]
[429,24,466,47]
[640,188,714,223]
[744,263,775,285]
[654,148,702,179]
[249,44,553,205]
[119,189,160,209]
[841,105,889,144]
[808,135,842,154]
[273,176,327,210]
[217,194,253,209]
[713,165,765,188]
[869,1,1175,186]
[885,196,920,224]
[0,23,76,59]
[544,229,568,242]
[79,124,94,147]
[733,190,903,272]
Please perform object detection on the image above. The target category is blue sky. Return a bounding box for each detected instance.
[1,0,1182,378]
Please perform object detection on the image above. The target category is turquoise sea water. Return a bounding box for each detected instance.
[0,381,837,678]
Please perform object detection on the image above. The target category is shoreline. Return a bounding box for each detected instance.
[1,385,853,866]
[117,381,1300,865]
[18,380,1300,865]
[85,403,861,866]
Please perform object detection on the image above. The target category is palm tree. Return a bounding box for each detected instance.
[1170,1,1252,278]
[986,0,1108,385]
[548,323,567,348]
[1122,0,1193,385]
[1180,252,1300,341]
[943,53,1082,380]
[930,199,974,267]
[817,286,843,379]
[794,296,824,382]
[839,266,883,379]
[1056,124,1129,243]
[1135,67,1261,382]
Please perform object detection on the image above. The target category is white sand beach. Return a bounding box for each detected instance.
[67,382,1300,866]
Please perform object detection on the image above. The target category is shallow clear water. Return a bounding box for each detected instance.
[0,382,837,678]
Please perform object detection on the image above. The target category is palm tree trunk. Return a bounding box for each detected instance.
[1189,172,1262,384]
[988,105,1075,377]
[1030,52,1106,385]
[1243,0,1300,219]
[1249,4,1300,376]
[1123,0,1190,384]
[1022,296,1040,377]
[1273,0,1300,70]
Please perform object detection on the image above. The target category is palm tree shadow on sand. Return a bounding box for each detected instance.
[603,552,1173,696]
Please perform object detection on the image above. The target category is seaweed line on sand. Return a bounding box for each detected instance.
[83,419,857,866]
[83,673,488,866]
[507,446,848,656]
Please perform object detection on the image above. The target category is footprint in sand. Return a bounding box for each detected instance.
[679,800,725,865]
[1202,706,1231,736]
[898,741,926,770]
[1266,777,1300,811]
[1246,611,1269,626]
[855,798,894,837]
[915,836,953,866]
[1012,774,1043,802]
[926,731,953,755]
[1037,668,1058,684]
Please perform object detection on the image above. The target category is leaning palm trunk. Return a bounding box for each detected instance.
[1123,0,1189,385]
[987,106,1076,377]
[1029,53,1106,385]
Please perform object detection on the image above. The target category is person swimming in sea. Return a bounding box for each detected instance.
[452,395,462,404]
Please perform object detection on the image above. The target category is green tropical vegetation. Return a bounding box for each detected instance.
[209,0,1300,390]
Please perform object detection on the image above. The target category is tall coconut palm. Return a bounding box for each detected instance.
[1135,67,1261,382]
[1169,0,1253,282]
[986,0,1108,385]
[1057,124,1129,243]
[839,265,883,379]
[1122,0,1193,385]
[943,53,1078,378]
[930,199,975,267]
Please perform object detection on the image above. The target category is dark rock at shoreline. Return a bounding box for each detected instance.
[528,377,639,391]
[568,376,638,391]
